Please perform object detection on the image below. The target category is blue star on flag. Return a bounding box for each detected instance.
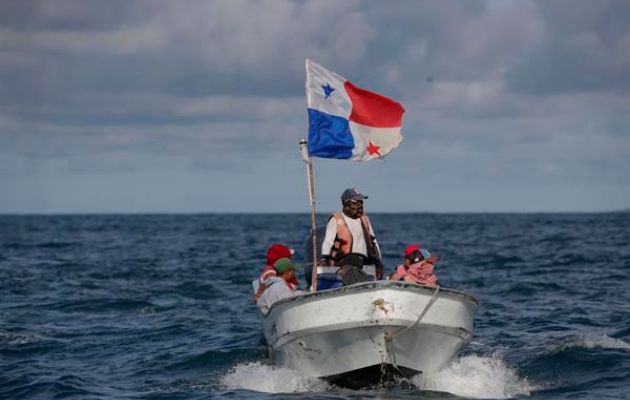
[322,83,335,99]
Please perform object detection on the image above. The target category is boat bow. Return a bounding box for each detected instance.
[261,281,478,384]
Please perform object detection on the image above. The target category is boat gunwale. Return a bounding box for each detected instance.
[269,319,474,349]
[262,280,478,319]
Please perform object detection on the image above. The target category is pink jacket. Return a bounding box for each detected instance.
[391,261,437,286]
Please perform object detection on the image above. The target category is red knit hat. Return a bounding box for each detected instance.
[266,244,293,265]
[404,244,421,257]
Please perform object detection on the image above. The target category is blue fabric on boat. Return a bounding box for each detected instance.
[317,273,343,290]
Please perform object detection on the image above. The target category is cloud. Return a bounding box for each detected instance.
[0,0,629,212]
[505,0,630,94]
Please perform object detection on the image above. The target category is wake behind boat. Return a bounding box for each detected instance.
[260,280,478,388]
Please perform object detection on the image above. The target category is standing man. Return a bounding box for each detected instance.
[320,188,383,279]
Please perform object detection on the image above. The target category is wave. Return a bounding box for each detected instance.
[0,332,42,346]
[218,355,539,398]
[0,331,63,357]
[0,375,93,399]
[510,333,630,395]
[550,333,630,352]
[414,354,539,399]
[611,326,630,339]
[167,348,264,372]
[218,362,331,393]
[51,298,158,313]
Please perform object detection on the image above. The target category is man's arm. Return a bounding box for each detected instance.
[253,283,266,303]
[320,217,337,264]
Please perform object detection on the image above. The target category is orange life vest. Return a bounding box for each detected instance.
[329,212,374,261]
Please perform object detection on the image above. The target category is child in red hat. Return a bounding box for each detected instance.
[389,244,439,286]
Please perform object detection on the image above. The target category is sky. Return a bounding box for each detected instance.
[1,0,629,213]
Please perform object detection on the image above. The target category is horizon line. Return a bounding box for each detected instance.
[0,209,628,216]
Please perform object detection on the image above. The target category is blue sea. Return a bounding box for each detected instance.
[1,213,629,399]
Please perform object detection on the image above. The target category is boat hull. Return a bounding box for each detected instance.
[324,363,418,388]
[261,281,477,384]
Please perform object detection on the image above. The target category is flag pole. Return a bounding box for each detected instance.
[299,139,318,293]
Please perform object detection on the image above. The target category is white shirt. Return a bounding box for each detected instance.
[321,213,378,258]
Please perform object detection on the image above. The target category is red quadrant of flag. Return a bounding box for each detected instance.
[344,81,405,128]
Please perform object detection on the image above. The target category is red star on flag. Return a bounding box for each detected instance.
[367,141,382,158]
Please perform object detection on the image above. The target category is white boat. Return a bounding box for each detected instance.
[260,280,478,387]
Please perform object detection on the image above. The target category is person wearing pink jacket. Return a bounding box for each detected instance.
[389,244,439,286]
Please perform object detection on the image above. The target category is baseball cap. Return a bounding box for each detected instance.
[404,244,432,261]
[404,244,420,257]
[341,188,368,202]
[274,257,301,273]
[266,244,294,266]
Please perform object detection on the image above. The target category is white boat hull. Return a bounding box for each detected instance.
[261,281,477,385]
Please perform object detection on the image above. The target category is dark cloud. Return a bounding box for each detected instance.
[0,1,143,33]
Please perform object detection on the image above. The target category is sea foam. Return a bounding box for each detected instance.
[414,354,539,399]
[556,334,630,351]
[220,355,538,398]
[219,362,331,393]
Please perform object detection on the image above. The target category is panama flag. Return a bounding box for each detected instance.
[306,59,405,161]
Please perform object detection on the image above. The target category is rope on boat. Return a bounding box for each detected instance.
[385,285,441,342]
[382,285,441,374]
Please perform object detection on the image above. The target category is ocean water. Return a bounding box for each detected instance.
[1,213,629,399]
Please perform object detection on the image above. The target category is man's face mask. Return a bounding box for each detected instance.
[343,200,364,218]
